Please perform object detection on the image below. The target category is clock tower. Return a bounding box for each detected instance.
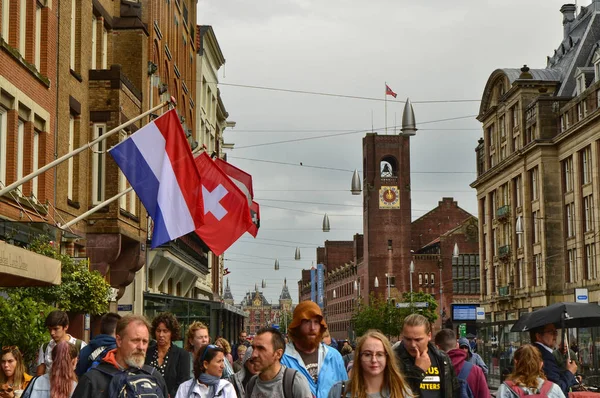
[360,100,417,303]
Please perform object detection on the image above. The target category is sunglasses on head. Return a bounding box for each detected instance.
[200,344,219,362]
[1,345,18,352]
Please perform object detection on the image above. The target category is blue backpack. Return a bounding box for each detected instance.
[457,362,475,398]
[95,363,166,398]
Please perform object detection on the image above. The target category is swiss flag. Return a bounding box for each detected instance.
[214,158,254,205]
[248,201,260,238]
[194,152,253,255]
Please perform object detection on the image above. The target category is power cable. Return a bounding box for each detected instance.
[216,82,481,104]
[233,115,478,149]
[261,204,362,216]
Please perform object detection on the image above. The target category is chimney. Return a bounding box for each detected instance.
[560,4,577,39]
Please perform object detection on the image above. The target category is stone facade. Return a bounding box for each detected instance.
[240,280,294,334]
[472,0,600,321]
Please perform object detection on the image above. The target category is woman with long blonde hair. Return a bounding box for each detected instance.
[328,330,413,398]
[0,346,33,396]
[497,344,565,398]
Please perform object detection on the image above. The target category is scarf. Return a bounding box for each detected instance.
[195,373,222,398]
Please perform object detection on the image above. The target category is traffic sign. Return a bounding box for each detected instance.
[397,302,428,308]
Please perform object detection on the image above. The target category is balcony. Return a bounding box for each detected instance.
[498,245,511,262]
[498,285,511,300]
[497,205,510,222]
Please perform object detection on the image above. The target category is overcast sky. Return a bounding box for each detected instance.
[197,0,582,304]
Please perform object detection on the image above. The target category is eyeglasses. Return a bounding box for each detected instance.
[360,351,387,362]
[200,344,218,362]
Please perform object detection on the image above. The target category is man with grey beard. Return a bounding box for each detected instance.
[72,314,168,398]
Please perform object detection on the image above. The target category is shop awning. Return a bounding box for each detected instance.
[0,240,61,286]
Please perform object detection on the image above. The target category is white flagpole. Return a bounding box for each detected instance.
[385,82,388,135]
[60,187,133,230]
[0,99,172,198]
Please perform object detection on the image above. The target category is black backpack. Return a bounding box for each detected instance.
[95,363,166,398]
[246,367,296,398]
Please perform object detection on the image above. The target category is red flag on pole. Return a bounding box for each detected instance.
[385,84,397,98]
[194,152,253,255]
[214,158,254,205]
[248,201,260,238]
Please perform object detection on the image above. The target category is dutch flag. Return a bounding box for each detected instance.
[109,110,204,248]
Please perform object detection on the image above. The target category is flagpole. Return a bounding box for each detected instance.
[384,82,388,135]
[60,187,133,229]
[0,99,173,198]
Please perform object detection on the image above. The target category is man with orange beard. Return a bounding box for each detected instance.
[281,301,347,398]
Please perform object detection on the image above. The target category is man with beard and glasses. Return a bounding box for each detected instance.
[72,315,168,398]
[281,301,347,398]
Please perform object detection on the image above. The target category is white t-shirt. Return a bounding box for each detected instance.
[36,335,86,373]
[174,379,236,398]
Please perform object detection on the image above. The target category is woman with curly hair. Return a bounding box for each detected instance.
[174,345,235,398]
[23,341,77,398]
[328,330,413,398]
[497,344,565,398]
[0,346,33,397]
[215,338,233,366]
[145,312,190,398]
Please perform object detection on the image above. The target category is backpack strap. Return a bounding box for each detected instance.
[340,381,346,398]
[75,339,83,352]
[458,362,473,381]
[503,381,525,398]
[21,376,39,398]
[247,374,258,398]
[539,381,552,396]
[283,367,296,398]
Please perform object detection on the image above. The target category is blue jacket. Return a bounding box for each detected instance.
[75,334,116,377]
[534,342,577,395]
[281,342,347,398]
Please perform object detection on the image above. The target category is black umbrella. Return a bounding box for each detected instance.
[510,302,600,332]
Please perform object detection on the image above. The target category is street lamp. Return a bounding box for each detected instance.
[453,242,460,258]
[409,260,415,306]
[384,273,392,301]
[294,247,301,260]
[322,214,331,232]
[516,216,524,234]
[351,170,361,195]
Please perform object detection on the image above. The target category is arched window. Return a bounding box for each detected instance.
[418,273,423,286]
[424,274,429,286]
[430,273,435,286]
[380,155,398,177]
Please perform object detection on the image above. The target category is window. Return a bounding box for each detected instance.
[1,0,8,39]
[34,4,41,70]
[515,176,522,208]
[568,248,577,283]
[68,116,74,200]
[560,115,566,133]
[584,99,588,117]
[586,244,597,280]
[566,203,575,237]
[118,132,127,209]
[70,0,76,70]
[577,104,583,121]
[517,258,524,288]
[596,61,600,82]
[582,146,592,184]
[501,183,509,206]
[533,210,540,243]
[577,75,586,95]
[16,121,24,191]
[128,187,136,215]
[91,15,97,69]
[531,167,539,200]
[19,0,26,55]
[512,104,519,130]
[491,190,497,214]
[563,157,573,192]
[31,129,39,199]
[499,116,505,138]
[517,221,523,248]
[424,274,429,286]
[492,228,497,255]
[534,254,543,287]
[101,27,107,69]
[0,108,6,184]
[430,273,435,287]
[92,124,105,204]
[584,195,594,232]
[418,273,423,286]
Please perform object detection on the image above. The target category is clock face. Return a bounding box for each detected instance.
[379,186,400,209]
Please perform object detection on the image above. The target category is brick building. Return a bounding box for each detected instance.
[0,0,62,285]
[240,279,294,334]
[472,0,600,385]
[299,105,480,340]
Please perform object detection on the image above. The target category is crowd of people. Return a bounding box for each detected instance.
[0,301,584,398]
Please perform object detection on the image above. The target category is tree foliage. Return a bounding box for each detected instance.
[352,292,439,340]
[0,237,113,364]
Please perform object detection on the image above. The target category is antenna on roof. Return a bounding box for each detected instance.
[371,110,374,133]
